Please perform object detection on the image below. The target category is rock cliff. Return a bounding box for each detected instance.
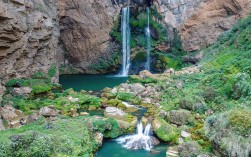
[57,0,121,74]
[0,0,59,82]
[157,0,251,51]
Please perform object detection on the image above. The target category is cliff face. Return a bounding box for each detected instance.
[157,0,251,51]
[57,0,121,74]
[0,0,59,82]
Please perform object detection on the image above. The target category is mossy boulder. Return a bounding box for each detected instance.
[166,109,191,126]
[152,117,179,143]
[107,99,122,107]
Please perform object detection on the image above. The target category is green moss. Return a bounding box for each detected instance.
[48,64,57,77]
[153,117,179,143]
[92,118,121,138]
[229,109,251,136]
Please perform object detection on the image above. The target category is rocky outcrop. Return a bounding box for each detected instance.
[56,0,121,74]
[0,105,25,128]
[156,0,251,51]
[0,0,60,82]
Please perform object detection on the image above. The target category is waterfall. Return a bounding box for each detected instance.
[121,7,131,76]
[145,7,151,71]
[116,121,153,151]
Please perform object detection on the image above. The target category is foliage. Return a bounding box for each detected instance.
[0,117,99,157]
[92,118,121,138]
[48,64,57,77]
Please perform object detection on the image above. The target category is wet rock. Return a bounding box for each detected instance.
[166,109,191,126]
[12,87,32,97]
[39,106,57,117]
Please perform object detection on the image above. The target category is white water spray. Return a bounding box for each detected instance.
[121,7,131,76]
[116,121,153,151]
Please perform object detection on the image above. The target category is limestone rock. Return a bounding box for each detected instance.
[0,105,25,128]
[157,0,251,52]
[56,0,120,74]
[166,109,191,126]
[12,87,32,97]
[166,146,179,157]
[104,107,125,119]
[0,0,59,82]
[39,106,57,117]
[130,83,145,95]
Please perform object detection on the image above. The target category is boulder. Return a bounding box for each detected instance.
[69,108,79,117]
[166,109,191,126]
[130,83,145,95]
[104,107,125,119]
[12,87,32,97]
[152,117,179,142]
[139,70,153,79]
[180,131,191,138]
[67,96,79,103]
[26,113,40,124]
[39,106,57,117]
[166,146,179,157]
[0,105,25,128]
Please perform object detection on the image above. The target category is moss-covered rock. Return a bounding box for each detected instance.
[166,109,191,126]
[152,117,179,143]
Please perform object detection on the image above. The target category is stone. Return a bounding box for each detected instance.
[80,112,90,116]
[175,81,183,89]
[181,131,191,138]
[104,107,125,119]
[12,87,32,97]
[152,117,179,142]
[67,96,79,103]
[57,0,120,74]
[139,70,153,79]
[166,109,191,126]
[26,113,40,124]
[0,105,25,128]
[69,108,79,117]
[39,106,57,117]
[166,146,179,157]
[0,83,5,104]
[0,0,59,82]
[164,68,175,75]
[130,83,145,95]
[94,132,103,146]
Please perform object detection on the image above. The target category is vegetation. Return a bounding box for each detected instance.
[0,117,100,157]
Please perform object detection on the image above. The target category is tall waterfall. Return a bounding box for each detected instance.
[121,7,131,76]
[145,7,151,71]
[116,121,153,151]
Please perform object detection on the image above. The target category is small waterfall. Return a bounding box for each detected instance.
[121,7,131,76]
[116,121,154,151]
[145,7,151,71]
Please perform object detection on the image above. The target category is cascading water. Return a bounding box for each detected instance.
[116,121,154,151]
[121,7,131,76]
[145,7,151,71]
